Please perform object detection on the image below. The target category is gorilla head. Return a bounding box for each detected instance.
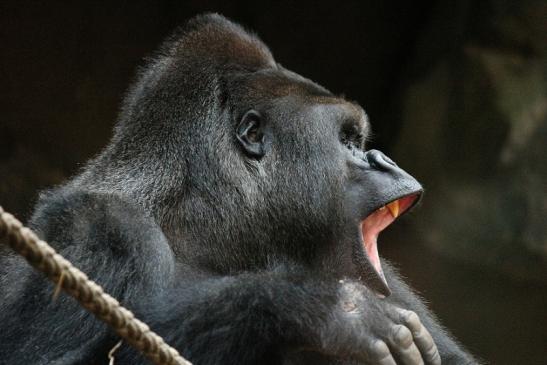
[77,14,422,296]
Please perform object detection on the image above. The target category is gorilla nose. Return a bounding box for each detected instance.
[366,150,398,171]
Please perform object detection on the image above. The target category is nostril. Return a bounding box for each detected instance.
[366,150,397,170]
[380,154,396,166]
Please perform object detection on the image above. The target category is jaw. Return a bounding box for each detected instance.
[357,192,421,296]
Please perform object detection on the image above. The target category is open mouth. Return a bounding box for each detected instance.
[360,193,421,287]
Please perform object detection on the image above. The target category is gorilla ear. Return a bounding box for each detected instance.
[236,110,268,158]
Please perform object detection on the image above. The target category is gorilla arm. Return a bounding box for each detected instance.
[0,191,177,364]
[119,269,441,365]
[0,190,438,365]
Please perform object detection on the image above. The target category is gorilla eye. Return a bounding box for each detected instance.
[236,110,268,158]
[340,122,364,150]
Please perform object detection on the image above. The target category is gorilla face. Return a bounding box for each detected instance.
[94,14,422,297]
[227,68,423,296]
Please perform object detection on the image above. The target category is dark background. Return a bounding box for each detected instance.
[1,1,546,364]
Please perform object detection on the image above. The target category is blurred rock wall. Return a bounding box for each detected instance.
[392,0,547,281]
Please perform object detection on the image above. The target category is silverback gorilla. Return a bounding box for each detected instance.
[0,14,477,365]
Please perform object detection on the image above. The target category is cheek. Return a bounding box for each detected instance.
[266,122,346,204]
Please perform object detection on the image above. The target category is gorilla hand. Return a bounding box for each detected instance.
[320,281,441,365]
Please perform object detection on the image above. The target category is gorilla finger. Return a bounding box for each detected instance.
[369,340,397,365]
[397,309,440,365]
[398,309,440,364]
[411,326,441,365]
[390,325,424,365]
[398,309,422,333]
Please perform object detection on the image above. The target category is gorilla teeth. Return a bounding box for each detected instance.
[386,200,400,218]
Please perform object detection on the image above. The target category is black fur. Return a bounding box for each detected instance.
[0,14,476,365]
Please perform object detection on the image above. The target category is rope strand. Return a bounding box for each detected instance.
[0,206,191,365]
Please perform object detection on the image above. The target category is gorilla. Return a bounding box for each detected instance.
[0,14,477,365]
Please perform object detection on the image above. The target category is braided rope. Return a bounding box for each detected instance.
[0,206,191,365]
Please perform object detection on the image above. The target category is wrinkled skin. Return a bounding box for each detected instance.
[0,14,477,365]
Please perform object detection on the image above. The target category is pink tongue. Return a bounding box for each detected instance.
[361,208,397,275]
[361,194,419,275]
